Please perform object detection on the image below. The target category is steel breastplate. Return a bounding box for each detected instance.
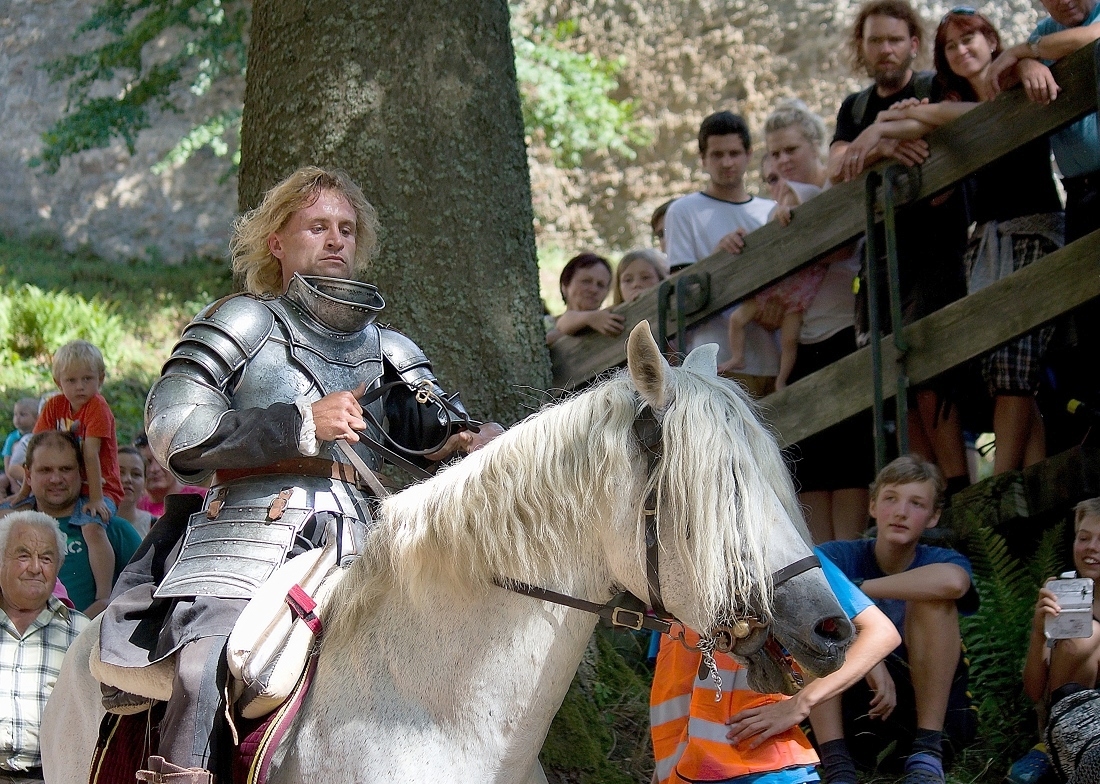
[229,277,388,470]
[155,277,391,600]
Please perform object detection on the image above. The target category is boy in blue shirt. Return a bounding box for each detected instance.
[813,456,979,784]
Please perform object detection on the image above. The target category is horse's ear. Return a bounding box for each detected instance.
[627,321,667,409]
[682,343,719,376]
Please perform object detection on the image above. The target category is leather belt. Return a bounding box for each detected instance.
[2,767,43,780]
[213,457,394,492]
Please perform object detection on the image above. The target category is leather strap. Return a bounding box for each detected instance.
[771,554,820,587]
[632,404,669,619]
[214,457,367,486]
[495,578,674,635]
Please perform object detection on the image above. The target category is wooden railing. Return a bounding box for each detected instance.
[549,41,1100,447]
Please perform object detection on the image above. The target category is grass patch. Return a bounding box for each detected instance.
[0,231,233,441]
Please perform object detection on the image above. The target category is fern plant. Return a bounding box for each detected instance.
[960,522,1066,758]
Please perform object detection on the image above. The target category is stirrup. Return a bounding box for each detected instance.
[135,756,214,783]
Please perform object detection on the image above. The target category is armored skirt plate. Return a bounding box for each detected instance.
[155,507,311,600]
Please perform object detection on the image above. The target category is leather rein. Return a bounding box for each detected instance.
[498,401,821,647]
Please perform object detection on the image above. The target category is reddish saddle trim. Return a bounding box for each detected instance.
[284,584,323,637]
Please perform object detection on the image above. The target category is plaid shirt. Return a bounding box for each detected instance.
[0,597,89,771]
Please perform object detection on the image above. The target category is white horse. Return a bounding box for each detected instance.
[43,323,853,783]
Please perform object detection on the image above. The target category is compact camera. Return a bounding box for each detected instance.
[1044,572,1095,642]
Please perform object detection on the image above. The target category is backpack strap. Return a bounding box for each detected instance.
[851,70,937,126]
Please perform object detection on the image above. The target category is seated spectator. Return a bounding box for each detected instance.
[651,550,900,784]
[117,446,154,538]
[1009,498,1100,783]
[613,248,668,305]
[0,510,90,782]
[545,252,624,346]
[0,431,141,617]
[814,455,979,783]
[651,200,675,253]
[1,397,38,496]
[848,9,1065,474]
[1023,498,1100,704]
[134,433,206,517]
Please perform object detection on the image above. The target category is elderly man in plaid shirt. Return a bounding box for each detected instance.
[0,510,89,783]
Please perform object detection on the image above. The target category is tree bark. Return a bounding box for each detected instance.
[239,0,550,424]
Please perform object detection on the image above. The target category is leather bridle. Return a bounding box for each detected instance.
[500,399,821,651]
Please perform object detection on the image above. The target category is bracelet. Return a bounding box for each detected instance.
[853,577,866,589]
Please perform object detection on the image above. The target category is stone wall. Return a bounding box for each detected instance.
[0,0,242,261]
[0,0,1042,263]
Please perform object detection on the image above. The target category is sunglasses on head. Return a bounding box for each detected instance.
[941,6,977,23]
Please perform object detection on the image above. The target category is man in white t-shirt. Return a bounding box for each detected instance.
[664,111,778,397]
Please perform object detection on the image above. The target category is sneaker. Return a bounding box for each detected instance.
[1006,745,1055,784]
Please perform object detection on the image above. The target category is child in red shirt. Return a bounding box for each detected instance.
[10,340,122,616]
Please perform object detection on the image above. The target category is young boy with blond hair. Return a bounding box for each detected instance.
[8,340,121,614]
[814,455,979,784]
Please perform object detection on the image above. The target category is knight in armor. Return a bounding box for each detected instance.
[98,166,502,783]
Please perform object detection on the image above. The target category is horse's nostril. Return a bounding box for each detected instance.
[814,616,851,642]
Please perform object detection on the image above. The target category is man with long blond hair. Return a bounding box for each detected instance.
[98,166,502,782]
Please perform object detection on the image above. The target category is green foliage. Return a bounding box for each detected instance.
[34,0,247,172]
[512,19,651,166]
[151,107,242,174]
[959,522,1067,760]
[0,232,233,442]
[37,2,647,175]
[541,627,654,783]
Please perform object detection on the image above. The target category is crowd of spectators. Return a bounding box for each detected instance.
[0,0,1097,779]
[543,0,1099,782]
[0,341,207,780]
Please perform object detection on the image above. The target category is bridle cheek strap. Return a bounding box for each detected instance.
[632,404,668,619]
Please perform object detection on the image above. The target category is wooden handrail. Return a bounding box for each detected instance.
[550,40,1099,391]
[763,228,1100,446]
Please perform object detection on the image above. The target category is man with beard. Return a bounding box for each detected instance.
[829,0,971,503]
[98,167,502,782]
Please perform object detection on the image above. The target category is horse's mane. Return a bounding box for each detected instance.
[324,362,805,653]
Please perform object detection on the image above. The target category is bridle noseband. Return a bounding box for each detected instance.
[499,398,821,666]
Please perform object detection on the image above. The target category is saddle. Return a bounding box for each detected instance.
[92,536,346,720]
[90,655,319,784]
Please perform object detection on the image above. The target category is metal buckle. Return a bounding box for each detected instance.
[611,607,645,631]
[206,487,228,520]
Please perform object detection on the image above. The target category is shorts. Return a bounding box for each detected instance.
[67,496,117,528]
[964,234,1058,397]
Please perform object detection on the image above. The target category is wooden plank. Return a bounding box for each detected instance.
[551,41,1099,389]
[760,229,1100,446]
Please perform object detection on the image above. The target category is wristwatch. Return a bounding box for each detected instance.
[1027,31,1042,58]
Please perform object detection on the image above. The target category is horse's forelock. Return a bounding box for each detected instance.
[656,365,805,629]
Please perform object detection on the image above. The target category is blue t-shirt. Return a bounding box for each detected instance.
[2,429,22,459]
[818,539,979,639]
[1036,6,1100,177]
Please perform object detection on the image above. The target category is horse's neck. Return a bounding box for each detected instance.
[292,560,607,781]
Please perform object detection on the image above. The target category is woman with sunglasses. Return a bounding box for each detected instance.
[844,7,1064,476]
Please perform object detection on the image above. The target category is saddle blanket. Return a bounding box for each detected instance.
[89,655,317,784]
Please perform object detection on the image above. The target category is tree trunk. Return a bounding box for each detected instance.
[239,0,549,424]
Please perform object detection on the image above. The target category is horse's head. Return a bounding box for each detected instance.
[608,322,854,695]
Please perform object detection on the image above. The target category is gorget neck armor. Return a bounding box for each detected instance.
[282,274,385,334]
